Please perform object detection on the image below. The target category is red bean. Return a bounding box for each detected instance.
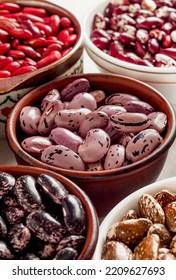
[50,15,61,35]
[0,43,10,55]
[0,56,13,70]
[8,50,25,60]
[11,65,37,76]
[17,45,41,61]
[22,7,47,18]
[42,43,63,57]
[4,61,21,74]
[34,22,53,37]
[60,17,72,28]
[0,70,11,77]
[57,29,69,44]
[0,28,9,42]
[0,3,21,13]
[36,51,61,69]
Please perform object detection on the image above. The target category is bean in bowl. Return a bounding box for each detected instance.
[0,170,86,260]
[90,0,176,67]
[18,77,168,171]
[0,1,78,77]
[101,188,176,260]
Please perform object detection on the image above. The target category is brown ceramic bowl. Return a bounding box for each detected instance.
[0,165,99,260]
[0,0,83,138]
[6,73,176,219]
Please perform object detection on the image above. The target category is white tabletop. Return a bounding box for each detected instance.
[1,0,176,183]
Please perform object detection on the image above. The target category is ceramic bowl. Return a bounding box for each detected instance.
[6,73,176,219]
[83,0,176,105]
[92,176,176,260]
[0,165,99,260]
[0,0,83,138]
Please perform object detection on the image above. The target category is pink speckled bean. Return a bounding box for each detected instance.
[60,78,90,101]
[79,111,109,138]
[148,112,167,133]
[105,93,139,106]
[40,88,60,112]
[104,144,125,170]
[54,108,91,131]
[38,100,64,135]
[21,136,53,156]
[78,128,111,163]
[41,145,85,171]
[19,106,41,135]
[124,100,155,115]
[49,127,83,153]
[67,92,97,111]
[98,104,126,116]
[126,128,163,163]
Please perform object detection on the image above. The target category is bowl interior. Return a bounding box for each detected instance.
[93,176,176,259]
[0,165,99,260]
[6,73,176,178]
[0,0,83,94]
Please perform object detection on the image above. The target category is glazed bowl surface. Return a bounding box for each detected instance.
[0,165,99,260]
[83,0,176,105]
[6,73,176,219]
[92,176,176,260]
[0,0,83,138]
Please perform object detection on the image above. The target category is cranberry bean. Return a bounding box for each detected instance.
[67,92,97,111]
[41,88,60,111]
[148,111,167,133]
[19,106,41,135]
[124,100,155,115]
[21,136,53,156]
[60,78,90,101]
[148,38,160,55]
[105,93,139,106]
[104,144,125,170]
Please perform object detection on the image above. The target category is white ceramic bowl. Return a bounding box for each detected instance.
[83,0,176,105]
[92,176,176,259]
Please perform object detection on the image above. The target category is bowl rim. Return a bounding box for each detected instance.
[0,0,83,95]
[83,0,176,74]
[6,72,176,178]
[92,176,176,259]
[0,164,99,260]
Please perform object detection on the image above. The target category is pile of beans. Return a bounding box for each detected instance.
[0,171,86,259]
[90,0,176,67]
[102,189,176,260]
[19,77,167,171]
[0,2,78,78]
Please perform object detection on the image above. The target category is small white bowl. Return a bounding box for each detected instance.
[83,0,176,105]
[92,176,176,259]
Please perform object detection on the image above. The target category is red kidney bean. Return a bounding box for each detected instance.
[8,50,25,60]
[11,65,37,76]
[22,7,47,18]
[61,47,73,57]
[0,43,10,55]
[50,14,61,35]
[0,70,11,78]
[34,22,53,37]
[0,56,13,70]
[159,47,176,60]
[20,20,44,38]
[21,57,37,67]
[42,43,63,57]
[17,45,41,61]
[4,61,21,74]
[60,17,72,28]
[92,37,110,50]
[148,38,160,55]
[36,51,61,69]
[135,41,147,58]
[17,12,44,23]
[11,38,20,49]
[57,29,69,44]
[0,28,9,42]
[0,2,21,13]
[0,20,33,40]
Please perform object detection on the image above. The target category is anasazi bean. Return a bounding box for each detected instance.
[0,172,86,259]
[90,0,176,67]
[19,77,167,171]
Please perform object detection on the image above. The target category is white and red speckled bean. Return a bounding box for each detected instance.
[105,93,139,106]
[60,78,90,101]
[148,111,168,133]
[40,88,60,112]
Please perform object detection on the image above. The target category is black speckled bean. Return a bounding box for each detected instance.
[37,174,68,205]
[26,210,66,243]
[4,206,25,225]
[8,223,31,252]
[56,235,85,252]
[54,247,78,260]
[62,194,86,235]
[14,175,44,213]
[21,253,40,260]
[0,172,15,196]
[0,240,14,259]
[0,215,7,239]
